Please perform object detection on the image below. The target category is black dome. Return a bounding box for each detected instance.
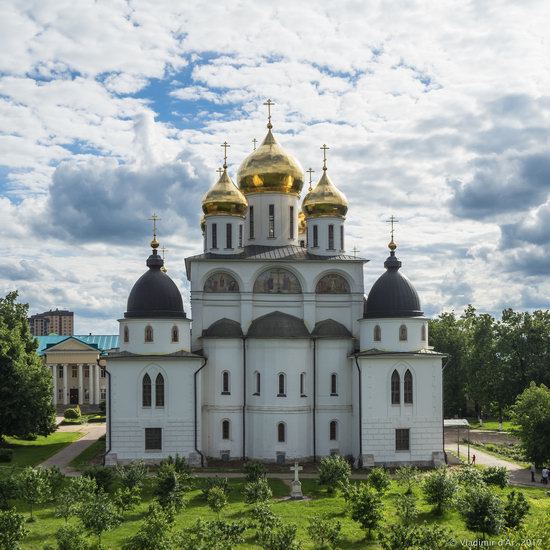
[364,251,423,318]
[247,311,310,338]
[202,318,243,338]
[125,251,186,319]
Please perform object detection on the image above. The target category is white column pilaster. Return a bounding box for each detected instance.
[95,363,101,404]
[52,364,57,406]
[89,364,94,405]
[78,364,84,405]
[63,363,68,405]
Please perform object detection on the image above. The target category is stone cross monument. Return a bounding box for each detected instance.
[290,461,304,499]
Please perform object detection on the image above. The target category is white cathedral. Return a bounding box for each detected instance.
[105,110,445,468]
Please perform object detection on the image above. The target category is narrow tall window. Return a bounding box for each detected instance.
[254,371,261,395]
[222,371,230,394]
[404,370,413,404]
[313,225,319,247]
[239,224,243,248]
[399,324,408,341]
[226,223,232,248]
[123,326,129,343]
[268,204,275,238]
[171,325,179,343]
[396,428,410,451]
[212,223,218,249]
[340,225,344,250]
[249,206,255,239]
[421,324,427,342]
[142,373,151,407]
[145,325,153,342]
[100,368,106,378]
[155,373,164,407]
[278,373,286,396]
[58,365,63,378]
[328,224,334,249]
[300,372,306,397]
[289,206,294,239]
[330,373,338,396]
[391,370,400,405]
[145,427,162,450]
[222,420,230,440]
[330,420,338,441]
[72,365,77,378]
[203,226,207,251]
[277,422,286,443]
[374,325,382,342]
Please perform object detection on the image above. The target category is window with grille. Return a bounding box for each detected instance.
[289,206,294,239]
[404,370,413,404]
[278,373,286,396]
[142,373,151,407]
[58,365,63,378]
[328,224,334,249]
[249,206,255,239]
[212,223,218,249]
[155,373,164,407]
[396,428,410,451]
[268,204,275,237]
[226,223,232,248]
[222,420,230,440]
[330,420,338,441]
[72,365,77,378]
[100,388,106,401]
[391,370,400,405]
[222,371,230,394]
[145,428,162,450]
[313,225,319,247]
[277,422,286,442]
[100,368,106,378]
[330,373,338,395]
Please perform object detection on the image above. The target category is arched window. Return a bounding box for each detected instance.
[329,420,338,441]
[155,373,164,407]
[315,273,351,294]
[144,325,153,343]
[222,371,230,394]
[171,325,179,343]
[399,324,408,341]
[277,373,286,397]
[391,370,400,405]
[404,370,413,404]
[421,324,427,342]
[330,373,338,396]
[142,373,151,407]
[222,419,230,440]
[253,268,301,293]
[204,272,239,292]
[254,371,261,395]
[277,422,286,443]
[300,372,306,397]
[123,326,129,343]
[374,325,381,342]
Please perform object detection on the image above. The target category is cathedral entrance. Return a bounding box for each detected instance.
[69,389,79,405]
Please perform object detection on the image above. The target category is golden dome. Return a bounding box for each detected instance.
[302,169,348,218]
[202,168,248,217]
[237,129,304,195]
[298,210,307,234]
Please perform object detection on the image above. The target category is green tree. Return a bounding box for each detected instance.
[307,514,341,549]
[177,518,247,550]
[0,292,55,443]
[422,466,458,515]
[114,485,142,514]
[155,463,187,514]
[0,470,19,510]
[17,467,51,521]
[317,455,351,494]
[348,483,384,539]
[78,490,122,546]
[44,466,65,502]
[260,523,301,550]
[366,467,391,494]
[482,466,509,489]
[117,460,147,490]
[0,508,28,550]
[459,487,504,539]
[243,478,272,505]
[207,486,227,519]
[503,490,530,529]
[511,383,550,465]
[395,465,419,494]
[395,493,418,526]
[252,502,280,544]
[55,476,97,523]
[123,502,175,550]
[244,461,266,482]
[55,524,90,550]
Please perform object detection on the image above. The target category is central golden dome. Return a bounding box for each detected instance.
[202,169,248,217]
[302,169,348,218]
[237,129,304,195]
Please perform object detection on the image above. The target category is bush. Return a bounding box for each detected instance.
[177,518,247,550]
[244,460,266,482]
[17,433,37,441]
[422,466,459,515]
[260,523,301,550]
[396,493,419,526]
[0,449,13,463]
[155,463,187,514]
[459,486,504,537]
[207,486,227,519]
[244,478,272,504]
[116,461,147,490]
[83,466,116,492]
[380,522,455,549]
[0,507,28,550]
[482,466,510,488]
[348,483,384,539]
[64,407,81,420]
[160,454,191,474]
[456,465,485,488]
[113,486,142,514]
[43,466,65,501]
[253,502,281,544]
[504,490,530,529]
[307,514,341,549]
[123,503,175,550]
[55,524,90,550]
[201,476,229,499]
[99,401,106,414]
[395,465,419,494]
[0,473,18,510]
[318,455,351,494]
[367,467,391,494]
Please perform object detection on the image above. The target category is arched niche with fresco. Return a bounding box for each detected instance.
[253,268,302,294]
[315,273,351,294]
[203,272,240,293]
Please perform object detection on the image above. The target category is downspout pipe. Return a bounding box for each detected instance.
[312,337,317,463]
[242,336,247,461]
[98,358,111,466]
[194,357,208,467]
[354,355,363,468]
[441,355,452,464]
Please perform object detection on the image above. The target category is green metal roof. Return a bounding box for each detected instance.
[35,335,119,356]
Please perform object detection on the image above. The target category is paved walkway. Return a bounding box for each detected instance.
[39,424,106,475]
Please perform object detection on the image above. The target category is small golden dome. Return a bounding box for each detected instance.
[302,170,348,218]
[202,168,248,217]
[150,237,160,249]
[298,210,307,234]
[237,129,304,195]
[388,239,397,251]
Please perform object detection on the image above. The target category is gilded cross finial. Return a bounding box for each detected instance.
[216,167,223,177]
[306,168,315,191]
[320,144,329,171]
[352,246,359,258]
[386,215,399,250]
[263,99,275,129]
[252,138,257,151]
[160,246,168,273]
[221,141,230,169]
[148,212,161,250]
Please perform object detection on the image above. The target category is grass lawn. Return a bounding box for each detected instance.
[467,420,517,432]
[9,476,550,549]
[0,431,83,469]
[69,435,106,469]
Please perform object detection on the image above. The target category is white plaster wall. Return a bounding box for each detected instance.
[119,318,191,354]
[306,216,345,256]
[204,215,245,255]
[244,193,301,246]
[359,355,443,465]
[359,317,428,352]
[106,357,202,463]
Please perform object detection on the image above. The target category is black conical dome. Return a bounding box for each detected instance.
[125,251,186,319]
[364,251,423,318]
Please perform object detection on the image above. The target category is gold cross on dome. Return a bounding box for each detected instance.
[216,167,223,176]
[220,141,230,169]
[252,138,257,151]
[148,212,161,239]
[160,246,168,272]
[263,99,275,128]
[352,246,359,258]
[161,246,168,259]
[320,144,329,170]
[306,168,315,191]
[386,215,399,241]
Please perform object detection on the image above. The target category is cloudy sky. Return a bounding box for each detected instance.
[1,0,549,334]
